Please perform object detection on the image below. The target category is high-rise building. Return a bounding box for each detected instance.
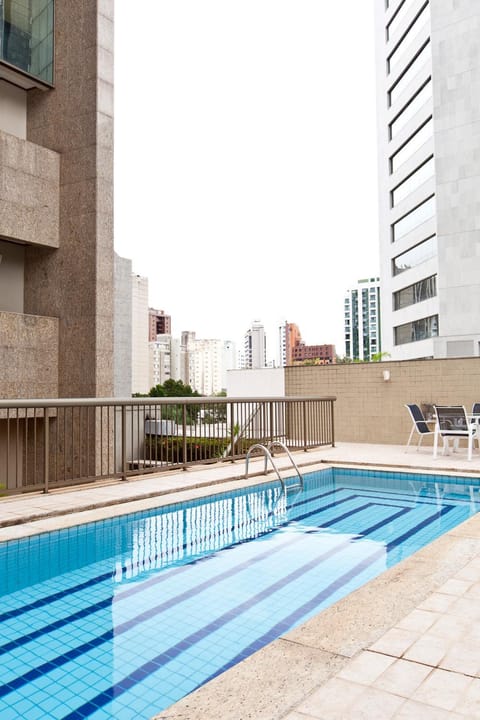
[0,0,115,398]
[375,0,480,360]
[148,308,171,341]
[344,278,381,361]
[131,274,149,395]
[278,322,302,367]
[244,321,266,369]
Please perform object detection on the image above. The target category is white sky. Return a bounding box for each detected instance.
[114,1,380,362]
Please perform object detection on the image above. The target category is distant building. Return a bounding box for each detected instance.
[244,321,266,369]
[131,274,149,394]
[344,278,381,361]
[278,322,302,367]
[292,343,336,365]
[148,308,171,341]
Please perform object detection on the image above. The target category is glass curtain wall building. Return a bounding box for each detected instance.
[375,0,480,359]
[344,278,381,361]
[0,0,54,85]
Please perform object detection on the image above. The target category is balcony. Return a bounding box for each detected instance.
[0,129,60,247]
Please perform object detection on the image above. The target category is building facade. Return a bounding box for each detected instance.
[291,343,336,365]
[375,0,480,360]
[243,321,266,369]
[148,308,171,341]
[344,278,381,361]
[131,274,149,395]
[278,321,302,367]
[0,0,115,398]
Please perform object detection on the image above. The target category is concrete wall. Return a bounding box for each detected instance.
[0,128,60,248]
[0,311,59,398]
[114,254,132,398]
[285,358,480,445]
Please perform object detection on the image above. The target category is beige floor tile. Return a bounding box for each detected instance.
[373,658,432,697]
[417,592,456,614]
[396,608,438,633]
[412,668,473,711]
[403,633,450,666]
[369,627,419,658]
[447,596,480,621]
[282,713,320,720]
[453,676,480,716]
[464,580,480,599]
[439,638,480,677]
[336,650,395,685]
[393,699,465,719]
[296,678,365,719]
[436,578,472,596]
[340,686,405,719]
[428,613,472,641]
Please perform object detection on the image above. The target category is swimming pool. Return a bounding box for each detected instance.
[0,466,479,719]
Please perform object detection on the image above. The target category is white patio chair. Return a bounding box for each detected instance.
[433,405,479,461]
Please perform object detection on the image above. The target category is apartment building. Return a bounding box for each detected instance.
[148,308,171,341]
[375,0,480,359]
[243,321,266,369]
[278,322,302,367]
[131,274,149,395]
[0,0,115,398]
[344,278,381,361]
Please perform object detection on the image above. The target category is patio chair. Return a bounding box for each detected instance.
[404,404,435,452]
[472,402,480,415]
[433,405,479,461]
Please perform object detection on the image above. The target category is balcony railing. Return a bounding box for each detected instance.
[0,396,335,495]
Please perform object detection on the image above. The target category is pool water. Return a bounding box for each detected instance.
[0,467,479,719]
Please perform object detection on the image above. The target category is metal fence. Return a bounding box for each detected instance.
[0,396,335,495]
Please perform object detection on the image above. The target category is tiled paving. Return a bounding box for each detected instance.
[2,441,480,719]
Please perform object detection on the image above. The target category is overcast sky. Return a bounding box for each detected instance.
[114,1,380,362]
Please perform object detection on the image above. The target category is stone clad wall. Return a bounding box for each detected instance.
[285,358,480,445]
[0,130,59,247]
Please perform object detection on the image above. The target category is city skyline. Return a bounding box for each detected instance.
[113,1,380,357]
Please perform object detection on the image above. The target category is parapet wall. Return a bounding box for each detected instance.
[285,358,480,445]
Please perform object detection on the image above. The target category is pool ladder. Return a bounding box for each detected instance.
[244,441,304,493]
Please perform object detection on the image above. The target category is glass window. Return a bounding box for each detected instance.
[389,42,431,106]
[390,117,433,172]
[390,80,432,139]
[392,235,436,275]
[392,195,435,241]
[393,274,436,310]
[392,156,434,206]
[387,0,419,40]
[388,3,429,75]
[0,0,54,84]
[394,314,438,344]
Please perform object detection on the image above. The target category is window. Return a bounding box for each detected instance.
[390,118,433,172]
[394,314,438,344]
[388,3,430,75]
[387,0,420,39]
[390,80,432,139]
[392,235,436,275]
[391,156,434,206]
[1,0,54,84]
[392,195,435,241]
[393,274,436,310]
[389,42,431,106]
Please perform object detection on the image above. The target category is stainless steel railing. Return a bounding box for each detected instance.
[0,396,335,495]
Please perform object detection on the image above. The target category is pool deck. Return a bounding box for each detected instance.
[2,442,480,719]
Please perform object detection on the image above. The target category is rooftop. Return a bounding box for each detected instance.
[1,443,480,719]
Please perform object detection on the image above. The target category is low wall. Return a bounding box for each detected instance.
[285,358,480,445]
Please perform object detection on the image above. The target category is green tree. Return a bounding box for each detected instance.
[147,379,201,424]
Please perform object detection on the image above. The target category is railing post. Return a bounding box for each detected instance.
[269,402,274,445]
[43,407,49,493]
[229,402,235,462]
[303,401,307,452]
[121,404,127,480]
[182,404,187,470]
[330,399,335,447]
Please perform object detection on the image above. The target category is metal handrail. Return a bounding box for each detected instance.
[245,444,285,489]
[0,395,335,496]
[267,440,304,490]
